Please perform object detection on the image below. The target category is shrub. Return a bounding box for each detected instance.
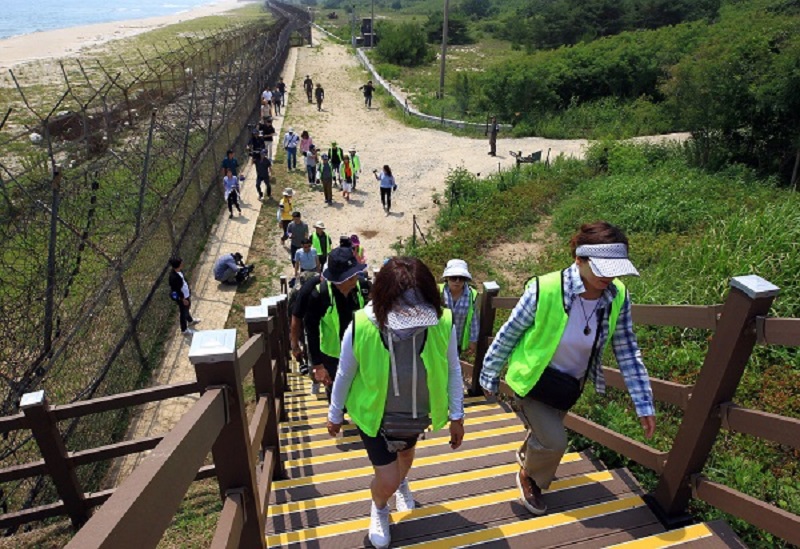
[375,21,434,66]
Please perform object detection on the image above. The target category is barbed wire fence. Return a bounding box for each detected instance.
[0,1,309,527]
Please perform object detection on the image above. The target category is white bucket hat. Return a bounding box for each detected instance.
[442,259,472,280]
[282,188,294,197]
[576,243,639,278]
[314,221,326,229]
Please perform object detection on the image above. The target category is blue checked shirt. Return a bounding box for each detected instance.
[442,285,479,347]
[480,264,655,417]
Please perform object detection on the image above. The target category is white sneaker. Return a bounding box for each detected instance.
[368,502,391,549]
[189,319,201,326]
[182,328,195,336]
[394,478,415,511]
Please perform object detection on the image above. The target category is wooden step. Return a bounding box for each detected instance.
[607,520,746,548]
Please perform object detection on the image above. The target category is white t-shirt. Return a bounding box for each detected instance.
[261,90,273,103]
[549,297,600,379]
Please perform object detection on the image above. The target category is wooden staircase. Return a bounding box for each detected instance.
[267,373,746,548]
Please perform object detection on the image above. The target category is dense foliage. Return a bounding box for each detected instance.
[425,11,473,44]
[375,21,434,66]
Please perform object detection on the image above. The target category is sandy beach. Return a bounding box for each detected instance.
[0,0,249,70]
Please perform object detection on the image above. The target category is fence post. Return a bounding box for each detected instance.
[43,167,62,354]
[264,297,288,421]
[135,109,157,238]
[189,329,266,548]
[246,302,286,480]
[20,390,90,529]
[651,275,779,524]
[470,281,500,396]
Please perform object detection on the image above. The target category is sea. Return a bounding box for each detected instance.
[0,0,220,40]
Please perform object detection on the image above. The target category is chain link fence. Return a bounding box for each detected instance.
[0,1,309,526]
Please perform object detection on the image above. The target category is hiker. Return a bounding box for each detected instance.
[305,144,319,187]
[220,149,239,177]
[254,149,272,200]
[258,116,276,161]
[168,256,201,336]
[488,116,500,157]
[300,130,315,158]
[272,86,283,116]
[290,271,323,391]
[326,257,464,549]
[339,154,355,201]
[304,247,371,401]
[213,252,254,285]
[261,86,273,118]
[303,75,314,103]
[440,259,479,355]
[277,77,287,104]
[328,141,344,185]
[359,79,376,108]
[283,127,300,171]
[222,168,242,218]
[286,211,309,267]
[315,82,325,111]
[480,221,656,516]
[248,128,265,164]
[316,153,335,205]
[277,188,294,241]
[348,146,362,190]
[350,234,366,265]
[374,165,396,214]
[294,238,320,277]
[312,221,332,268]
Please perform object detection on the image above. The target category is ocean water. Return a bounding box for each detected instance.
[0,0,220,40]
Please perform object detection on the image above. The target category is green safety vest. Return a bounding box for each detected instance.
[311,231,331,256]
[347,309,453,437]
[318,280,366,358]
[505,271,626,397]
[439,283,478,352]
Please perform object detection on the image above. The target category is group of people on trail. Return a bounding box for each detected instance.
[303,75,325,111]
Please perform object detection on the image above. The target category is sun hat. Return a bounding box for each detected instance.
[282,188,294,197]
[323,247,365,284]
[348,145,357,152]
[314,221,326,229]
[575,243,639,278]
[442,259,472,280]
[386,288,440,330]
[350,234,360,245]
[288,127,295,133]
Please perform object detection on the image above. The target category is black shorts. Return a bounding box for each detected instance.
[357,427,418,467]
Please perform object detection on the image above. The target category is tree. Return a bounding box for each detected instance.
[425,11,472,45]
[375,21,435,66]
[459,0,492,19]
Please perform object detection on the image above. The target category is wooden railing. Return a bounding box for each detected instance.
[0,294,291,548]
[469,274,800,546]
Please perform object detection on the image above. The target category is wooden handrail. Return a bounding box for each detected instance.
[0,413,26,434]
[756,316,800,346]
[603,367,693,410]
[718,403,800,449]
[236,332,264,378]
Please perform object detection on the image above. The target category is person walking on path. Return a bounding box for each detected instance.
[487,116,500,157]
[247,128,265,165]
[480,221,656,516]
[359,80,375,109]
[305,144,319,187]
[300,130,314,157]
[312,221,332,268]
[253,149,272,201]
[375,165,396,214]
[339,154,355,201]
[258,116,276,161]
[348,146,362,190]
[315,83,325,112]
[277,77,287,104]
[440,259,479,356]
[304,247,371,400]
[220,149,239,177]
[317,154,335,205]
[286,211,309,267]
[326,257,465,549]
[294,238,320,276]
[169,256,200,336]
[328,141,344,186]
[277,188,294,241]
[283,127,300,171]
[261,86,273,119]
[222,168,242,218]
[303,75,314,103]
[272,86,283,116]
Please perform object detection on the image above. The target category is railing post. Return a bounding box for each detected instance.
[264,296,289,421]
[470,281,500,396]
[246,302,286,480]
[20,390,90,529]
[651,275,779,524]
[189,329,266,549]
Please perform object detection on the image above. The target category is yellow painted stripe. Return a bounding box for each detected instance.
[608,524,713,548]
[284,425,524,467]
[272,446,581,489]
[269,463,611,517]
[399,496,646,548]
[280,404,505,438]
[267,479,629,547]
[282,412,518,450]
[284,401,329,413]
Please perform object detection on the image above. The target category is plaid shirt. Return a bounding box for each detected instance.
[480,264,654,417]
[442,285,479,346]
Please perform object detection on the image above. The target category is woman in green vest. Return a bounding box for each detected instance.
[480,222,656,517]
[326,257,465,549]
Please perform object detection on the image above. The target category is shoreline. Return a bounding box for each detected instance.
[0,0,252,70]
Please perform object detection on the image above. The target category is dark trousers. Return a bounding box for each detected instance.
[290,244,299,266]
[280,219,291,241]
[489,135,497,155]
[256,176,270,198]
[306,88,313,102]
[316,97,323,111]
[286,147,297,170]
[306,165,316,184]
[365,95,372,108]
[177,299,193,332]
[227,189,241,215]
[380,187,392,211]
[331,161,341,183]
[322,177,333,203]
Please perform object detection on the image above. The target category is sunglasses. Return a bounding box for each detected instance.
[448,276,467,282]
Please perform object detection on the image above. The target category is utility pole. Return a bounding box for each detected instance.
[371,0,375,47]
[438,0,450,99]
